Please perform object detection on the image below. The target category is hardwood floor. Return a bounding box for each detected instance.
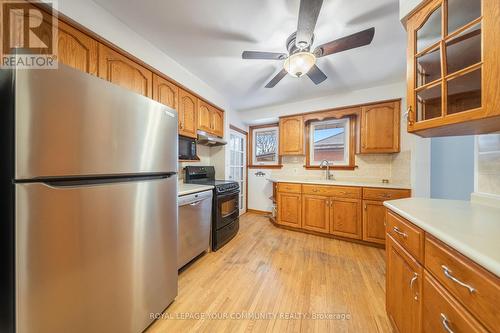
[147,213,392,332]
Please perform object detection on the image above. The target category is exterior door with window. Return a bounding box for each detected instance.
[229,130,247,215]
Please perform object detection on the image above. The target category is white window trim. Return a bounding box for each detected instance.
[252,126,279,166]
[309,118,350,166]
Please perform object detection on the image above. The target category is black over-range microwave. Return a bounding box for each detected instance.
[178,135,197,160]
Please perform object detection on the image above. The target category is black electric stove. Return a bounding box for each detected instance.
[184,166,239,250]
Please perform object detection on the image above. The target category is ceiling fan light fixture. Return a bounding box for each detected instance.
[283,52,316,78]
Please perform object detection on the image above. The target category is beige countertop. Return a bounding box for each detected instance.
[267,177,411,189]
[384,197,500,277]
[178,183,214,196]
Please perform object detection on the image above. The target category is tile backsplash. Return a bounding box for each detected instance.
[270,152,411,186]
[477,134,500,196]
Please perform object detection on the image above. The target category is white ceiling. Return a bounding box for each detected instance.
[93,0,407,111]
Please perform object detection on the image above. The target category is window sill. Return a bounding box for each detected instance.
[248,165,283,169]
[303,165,357,170]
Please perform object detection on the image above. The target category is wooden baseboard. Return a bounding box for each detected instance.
[246,209,272,216]
[269,219,385,249]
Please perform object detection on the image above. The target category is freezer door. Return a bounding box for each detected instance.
[15,176,178,333]
[14,65,178,180]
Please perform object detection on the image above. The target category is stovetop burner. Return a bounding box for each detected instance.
[184,166,239,194]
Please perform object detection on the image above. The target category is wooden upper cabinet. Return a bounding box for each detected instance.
[4,5,98,75]
[277,192,301,228]
[197,100,212,133]
[212,108,224,138]
[302,195,330,233]
[330,198,362,239]
[279,115,304,155]
[197,100,224,138]
[178,89,198,138]
[406,0,500,137]
[98,44,153,98]
[386,235,423,333]
[57,20,98,75]
[361,101,400,153]
[152,74,178,110]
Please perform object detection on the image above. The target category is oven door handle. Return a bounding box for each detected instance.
[217,189,240,198]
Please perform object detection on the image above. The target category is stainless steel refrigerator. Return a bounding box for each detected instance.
[0,64,178,333]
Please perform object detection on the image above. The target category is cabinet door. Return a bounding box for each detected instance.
[4,6,98,75]
[302,195,329,233]
[197,100,213,133]
[386,235,422,333]
[277,192,301,228]
[362,200,387,244]
[178,89,198,138]
[57,20,98,75]
[152,74,178,110]
[279,116,304,155]
[212,108,224,138]
[361,101,400,153]
[422,272,488,333]
[98,44,153,98]
[330,198,362,239]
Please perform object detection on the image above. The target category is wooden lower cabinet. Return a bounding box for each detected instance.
[330,198,362,239]
[362,200,386,244]
[301,195,329,233]
[277,192,301,228]
[386,235,422,333]
[386,209,498,332]
[422,272,488,333]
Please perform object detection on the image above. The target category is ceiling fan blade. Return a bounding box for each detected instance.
[296,0,323,49]
[265,69,288,88]
[242,51,287,60]
[313,27,375,58]
[307,65,327,85]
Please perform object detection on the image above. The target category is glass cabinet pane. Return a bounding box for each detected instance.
[446,23,481,75]
[416,47,441,87]
[446,69,481,115]
[417,6,442,52]
[416,84,442,121]
[448,0,481,34]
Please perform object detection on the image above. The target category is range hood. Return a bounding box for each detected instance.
[197,130,227,146]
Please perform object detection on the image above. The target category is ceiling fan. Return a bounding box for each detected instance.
[242,0,375,88]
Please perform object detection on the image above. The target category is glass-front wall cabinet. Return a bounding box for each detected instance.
[406,0,500,136]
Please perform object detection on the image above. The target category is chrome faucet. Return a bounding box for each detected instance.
[319,160,334,180]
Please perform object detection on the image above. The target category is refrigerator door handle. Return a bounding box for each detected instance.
[35,173,177,188]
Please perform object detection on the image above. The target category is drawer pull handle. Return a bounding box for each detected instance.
[392,226,408,238]
[441,265,476,293]
[440,313,454,333]
[312,189,318,192]
[409,272,419,301]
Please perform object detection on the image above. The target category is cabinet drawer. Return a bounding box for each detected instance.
[277,183,302,194]
[425,236,500,332]
[363,187,411,201]
[302,185,361,199]
[423,272,488,333]
[386,211,424,263]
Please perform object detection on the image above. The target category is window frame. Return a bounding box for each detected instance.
[308,118,350,167]
[248,124,283,169]
[305,115,356,170]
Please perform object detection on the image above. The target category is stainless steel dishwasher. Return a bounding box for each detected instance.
[178,190,213,269]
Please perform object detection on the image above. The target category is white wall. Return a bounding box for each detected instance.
[242,81,431,212]
[52,0,246,179]
[399,0,424,21]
